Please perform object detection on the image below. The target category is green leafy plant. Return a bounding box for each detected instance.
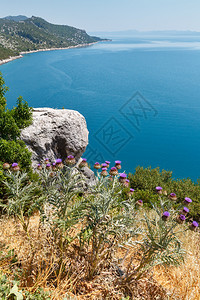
[0,72,32,171]
[128,166,200,221]
[78,175,137,280]
[24,288,51,300]
[0,273,23,300]
[1,170,40,237]
[124,199,186,282]
[37,165,86,281]
[11,96,32,129]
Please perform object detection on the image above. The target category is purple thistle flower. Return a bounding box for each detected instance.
[190,220,199,231]
[124,178,130,187]
[111,167,117,171]
[162,211,170,221]
[78,158,88,168]
[105,161,110,164]
[156,186,163,195]
[163,211,170,217]
[185,197,192,203]
[66,155,76,165]
[109,167,118,176]
[179,214,186,221]
[56,159,62,164]
[156,186,162,191]
[169,192,177,201]
[45,158,49,161]
[170,193,176,197]
[128,188,135,197]
[115,160,122,170]
[68,155,74,159]
[119,173,127,178]
[136,199,143,207]
[12,163,20,172]
[192,221,199,227]
[101,168,108,177]
[94,162,101,169]
[101,163,108,168]
[119,173,127,184]
[184,197,192,205]
[183,207,189,213]
[12,163,18,167]
[177,214,186,224]
[115,160,121,164]
[52,162,57,170]
[37,164,42,170]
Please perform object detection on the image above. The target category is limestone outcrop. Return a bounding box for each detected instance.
[21,108,89,166]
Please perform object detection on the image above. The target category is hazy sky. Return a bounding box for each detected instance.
[1,0,200,32]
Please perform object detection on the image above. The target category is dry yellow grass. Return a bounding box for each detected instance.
[154,230,200,300]
[0,214,199,299]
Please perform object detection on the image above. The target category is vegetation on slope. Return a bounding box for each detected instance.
[0,16,102,60]
[0,158,199,299]
[0,73,32,197]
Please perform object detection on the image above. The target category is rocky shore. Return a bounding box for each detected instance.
[0,41,99,66]
[0,55,23,66]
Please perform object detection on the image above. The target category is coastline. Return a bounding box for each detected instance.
[0,55,23,66]
[0,41,101,66]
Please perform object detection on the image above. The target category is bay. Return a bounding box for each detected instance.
[1,35,200,180]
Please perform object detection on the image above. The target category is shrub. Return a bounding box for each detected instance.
[11,96,33,129]
[0,72,32,171]
[0,140,32,170]
[128,166,200,221]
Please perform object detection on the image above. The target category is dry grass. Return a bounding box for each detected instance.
[0,215,199,299]
[154,230,200,300]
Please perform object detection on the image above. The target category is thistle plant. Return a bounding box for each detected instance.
[79,175,137,280]
[38,163,85,255]
[124,198,186,282]
[47,167,85,247]
[0,169,40,237]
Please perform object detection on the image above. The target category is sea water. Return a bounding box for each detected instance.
[1,35,200,180]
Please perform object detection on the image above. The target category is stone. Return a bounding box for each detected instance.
[80,166,97,187]
[21,107,89,166]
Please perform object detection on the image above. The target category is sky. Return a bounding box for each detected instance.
[1,0,200,32]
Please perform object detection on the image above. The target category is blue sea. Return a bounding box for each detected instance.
[1,35,200,181]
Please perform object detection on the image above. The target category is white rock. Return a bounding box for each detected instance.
[21,107,89,166]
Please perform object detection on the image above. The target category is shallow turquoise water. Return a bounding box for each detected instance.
[1,36,200,180]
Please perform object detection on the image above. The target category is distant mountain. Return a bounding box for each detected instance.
[0,16,103,60]
[3,15,28,22]
[90,29,200,37]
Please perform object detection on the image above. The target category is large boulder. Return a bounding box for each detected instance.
[21,108,89,166]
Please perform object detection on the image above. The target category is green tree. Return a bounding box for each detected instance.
[0,72,32,170]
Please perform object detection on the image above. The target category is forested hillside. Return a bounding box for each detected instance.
[0,16,102,59]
